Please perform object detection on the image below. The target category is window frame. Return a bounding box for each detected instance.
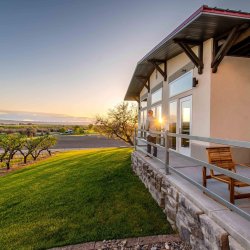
[169,70,193,98]
[151,82,163,106]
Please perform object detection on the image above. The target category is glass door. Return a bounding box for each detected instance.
[179,96,192,155]
[169,101,177,150]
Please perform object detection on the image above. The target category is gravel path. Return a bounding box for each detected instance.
[51,235,191,250]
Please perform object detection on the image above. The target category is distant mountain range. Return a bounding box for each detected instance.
[0,110,95,125]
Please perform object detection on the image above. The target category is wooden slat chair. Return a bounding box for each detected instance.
[203,147,250,204]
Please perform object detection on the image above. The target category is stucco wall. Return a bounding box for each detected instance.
[191,39,212,138]
[210,56,250,141]
[166,48,197,131]
[140,40,213,137]
[138,38,249,160]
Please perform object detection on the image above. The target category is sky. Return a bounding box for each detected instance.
[0,0,249,122]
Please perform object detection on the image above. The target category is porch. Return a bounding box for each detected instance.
[132,130,250,249]
[136,130,250,213]
[136,138,250,214]
[132,136,250,249]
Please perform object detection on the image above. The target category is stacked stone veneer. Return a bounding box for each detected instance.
[131,152,247,250]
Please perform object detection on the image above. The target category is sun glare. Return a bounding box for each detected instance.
[158,117,163,124]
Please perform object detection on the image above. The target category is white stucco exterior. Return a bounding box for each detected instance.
[138,37,250,161]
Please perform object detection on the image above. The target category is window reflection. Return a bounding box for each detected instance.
[181,100,191,148]
[169,101,177,150]
[170,71,192,97]
[141,99,147,109]
[151,88,162,104]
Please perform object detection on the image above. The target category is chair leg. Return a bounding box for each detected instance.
[202,167,207,187]
[229,178,235,204]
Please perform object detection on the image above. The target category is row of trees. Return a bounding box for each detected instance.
[0,134,57,169]
[0,127,47,136]
[0,124,95,136]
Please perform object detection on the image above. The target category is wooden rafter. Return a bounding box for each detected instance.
[174,39,204,74]
[133,96,140,103]
[211,23,249,72]
[135,76,150,92]
[148,59,167,81]
[228,37,250,56]
[211,26,240,73]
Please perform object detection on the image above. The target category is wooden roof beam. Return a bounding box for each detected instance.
[211,24,249,72]
[135,76,150,92]
[174,39,204,74]
[228,36,250,55]
[148,59,167,81]
[133,96,140,103]
[211,25,241,73]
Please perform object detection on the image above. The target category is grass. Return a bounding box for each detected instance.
[0,148,172,250]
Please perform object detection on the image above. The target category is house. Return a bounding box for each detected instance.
[124,5,250,162]
[124,6,250,248]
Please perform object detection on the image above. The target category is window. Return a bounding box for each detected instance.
[140,109,147,126]
[140,95,148,139]
[169,71,192,97]
[140,107,147,139]
[151,88,162,104]
[140,97,147,129]
[140,99,147,109]
[169,101,177,150]
[152,105,162,123]
[151,104,163,145]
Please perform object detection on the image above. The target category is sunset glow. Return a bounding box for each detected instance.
[0,1,249,122]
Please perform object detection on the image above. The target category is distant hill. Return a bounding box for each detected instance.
[0,119,93,125]
[0,110,95,125]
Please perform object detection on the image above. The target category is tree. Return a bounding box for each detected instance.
[19,137,38,164]
[4,134,24,169]
[95,102,137,145]
[0,135,9,162]
[40,135,57,156]
[26,127,37,137]
[58,127,66,133]
[88,124,93,130]
[31,135,57,160]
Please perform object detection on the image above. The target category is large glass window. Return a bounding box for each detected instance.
[180,97,192,149]
[151,88,162,104]
[140,98,147,109]
[143,109,147,126]
[140,97,147,130]
[169,71,192,97]
[151,104,163,145]
[169,101,177,150]
[140,109,147,139]
[140,110,147,127]
[151,105,162,124]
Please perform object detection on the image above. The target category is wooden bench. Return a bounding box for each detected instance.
[203,147,250,204]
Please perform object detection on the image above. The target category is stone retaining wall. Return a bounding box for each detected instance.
[131,152,248,250]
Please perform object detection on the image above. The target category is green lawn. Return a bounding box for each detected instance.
[0,148,172,250]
